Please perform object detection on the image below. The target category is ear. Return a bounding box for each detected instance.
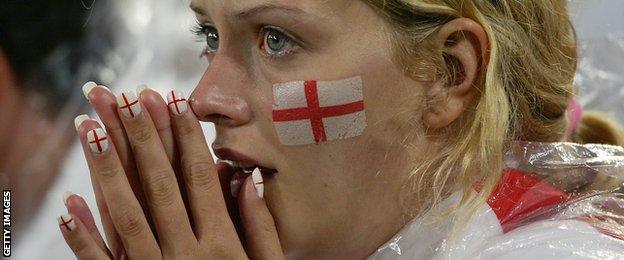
[424,18,488,129]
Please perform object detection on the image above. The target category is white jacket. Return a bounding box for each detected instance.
[371,142,624,259]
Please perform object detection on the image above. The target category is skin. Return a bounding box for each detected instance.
[60,0,488,259]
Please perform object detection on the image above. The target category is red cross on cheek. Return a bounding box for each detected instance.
[272,79,365,145]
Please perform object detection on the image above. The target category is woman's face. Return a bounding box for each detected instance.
[190,0,430,257]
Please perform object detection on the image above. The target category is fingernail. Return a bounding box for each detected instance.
[252,167,264,199]
[116,91,141,118]
[87,128,109,154]
[74,114,90,131]
[63,191,73,206]
[167,90,188,115]
[82,81,98,99]
[57,213,76,232]
[136,84,149,95]
[82,82,110,100]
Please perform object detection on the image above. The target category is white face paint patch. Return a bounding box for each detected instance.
[272,76,366,146]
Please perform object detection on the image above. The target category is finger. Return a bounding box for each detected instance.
[167,90,238,240]
[75,115,127,259]
[115,90,195,253]
[138,86,191,226]
[58,212,110,260]
[64,192,111,256]
[137,86,177,163]
[238,169,284,259]
[85,84,175,242]
[83,83,137,175]
[78,121,161,259]
[216,162,245,240]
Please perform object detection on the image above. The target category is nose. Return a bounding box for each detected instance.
[189,58,252,127]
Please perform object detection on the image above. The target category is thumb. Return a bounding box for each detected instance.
[238,169,284,260]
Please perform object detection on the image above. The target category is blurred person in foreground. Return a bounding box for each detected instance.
[0,0,115,236]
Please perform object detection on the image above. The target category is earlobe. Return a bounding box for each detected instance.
[424,18,488,129]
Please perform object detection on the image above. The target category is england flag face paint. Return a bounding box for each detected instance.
[272,76,366,146]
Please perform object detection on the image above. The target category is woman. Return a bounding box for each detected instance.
[60,0,624,259]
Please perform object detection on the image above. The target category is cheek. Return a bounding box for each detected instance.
[270,76,367,146]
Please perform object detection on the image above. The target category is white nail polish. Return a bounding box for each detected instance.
[116,91,141,118]
[167,90,188,115]
[63,191,73,205]
[74,114,90,131]
[136,84,149,95]
[82,81,98,99]
[82,82,111,100]
[87,128,109,154]
[57,213,76,232]
[252,168,264,199]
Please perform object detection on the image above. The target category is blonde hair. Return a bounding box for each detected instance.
[364,0,624,230]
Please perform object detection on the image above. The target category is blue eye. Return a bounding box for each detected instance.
[193,23,219,56]
[204,25,219,52]
[262,27,295,56]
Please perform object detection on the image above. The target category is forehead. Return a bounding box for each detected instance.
[190,0,353,18]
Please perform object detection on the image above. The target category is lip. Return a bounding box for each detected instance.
[214,147,259,166]
[213,146,277,174]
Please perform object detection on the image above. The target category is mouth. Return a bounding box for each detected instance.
[214,147,278,197]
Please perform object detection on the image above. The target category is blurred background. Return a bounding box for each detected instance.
[0,0,622,258]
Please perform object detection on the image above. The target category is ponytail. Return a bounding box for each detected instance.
[571,111,624,146]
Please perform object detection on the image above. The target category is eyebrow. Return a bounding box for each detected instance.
[189,2,306,19]
[189,3,206,16]
[234,4,306,19]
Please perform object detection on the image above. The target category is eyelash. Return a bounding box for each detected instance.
[258,25,300,59]
[191,23,216,58]
[191,22,301,59]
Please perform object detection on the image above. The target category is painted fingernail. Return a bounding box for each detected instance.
[63,191,73,206]
[252,167,264,199]
[82,81,110,100]
[167,90,188,115]
[74,114,90,131]
[116,91,141,118]
[87,128,109,154]
[58,213,76,232]
[82,81,98,99]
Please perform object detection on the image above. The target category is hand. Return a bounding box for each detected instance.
[60,85,283,259]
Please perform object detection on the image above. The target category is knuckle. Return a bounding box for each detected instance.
[144,170,178,207]
[114,206,146,238]
[96,164,122,182]
[128,123,154,145]
[67,237,91,257]
[203,244,244,260]
[257,217,277,236]
[176,119,196,137]
[184,161,216,191]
